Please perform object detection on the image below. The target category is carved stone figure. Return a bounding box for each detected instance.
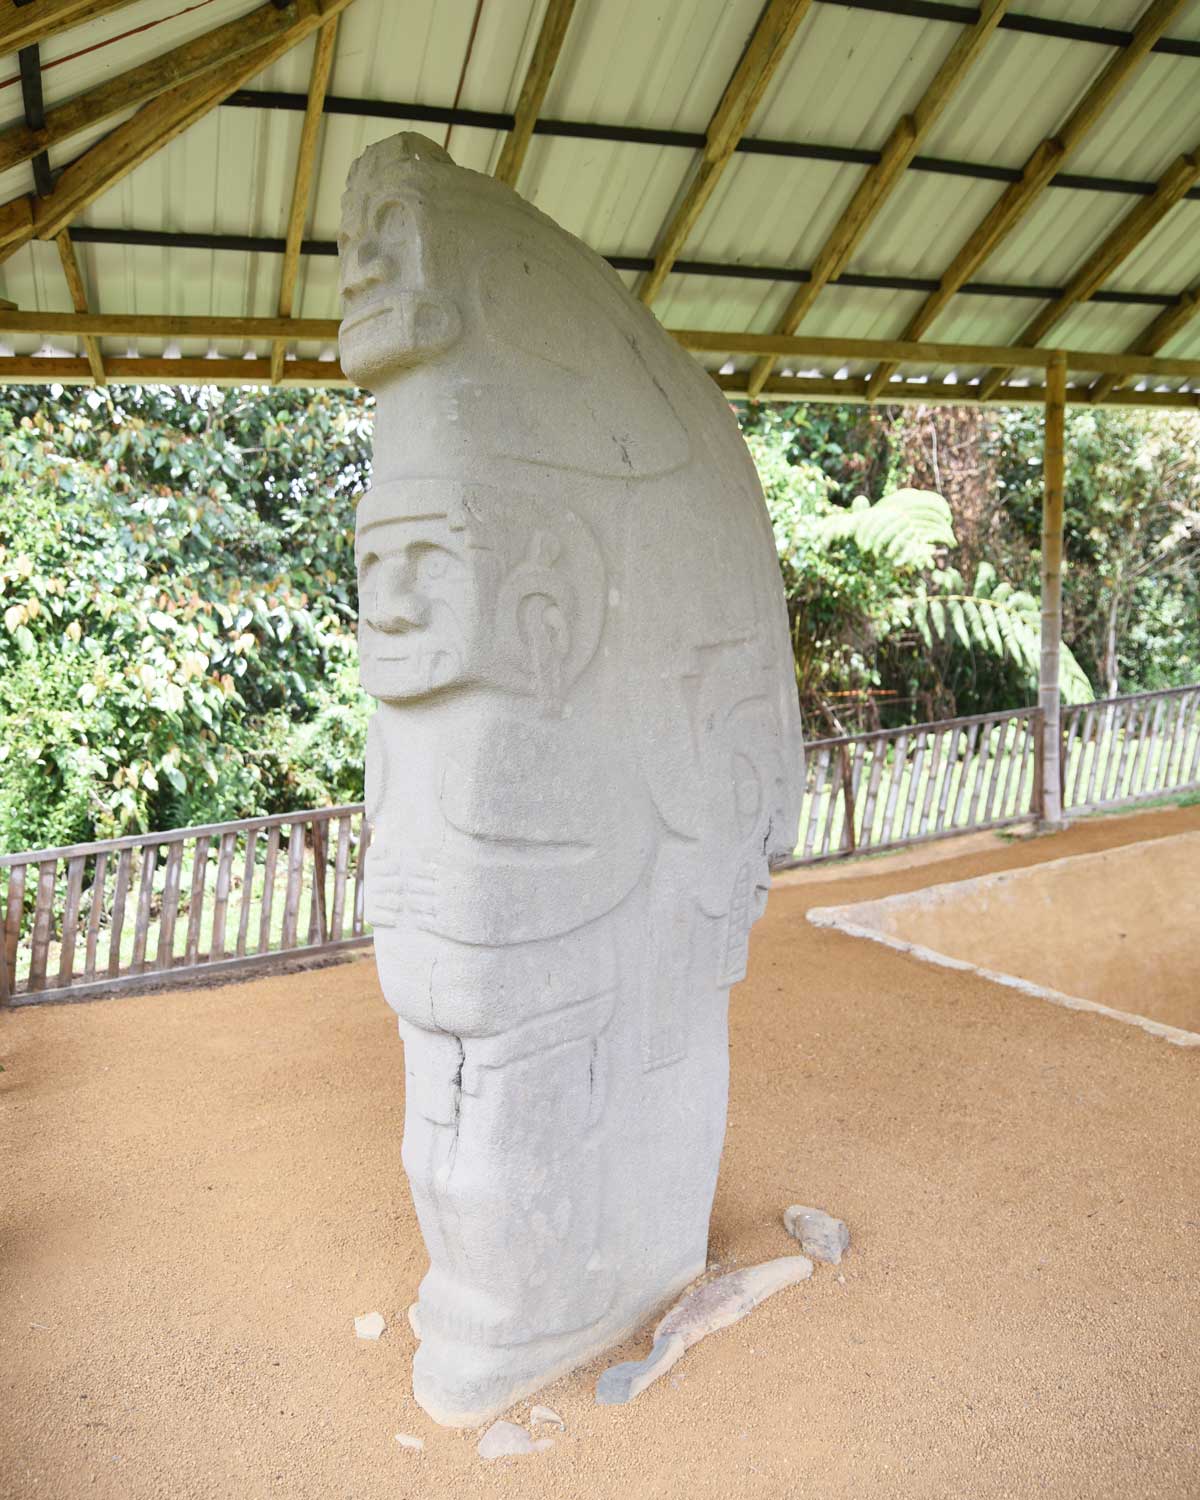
[338,132,803,1427]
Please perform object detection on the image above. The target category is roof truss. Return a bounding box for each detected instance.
[863,0,1188,398]
[271,13,341,384]
[637,0,813,307]
[0,0,140,58]
[493,0,577,189]
[744,0,1014,399]
[0,0,356,263]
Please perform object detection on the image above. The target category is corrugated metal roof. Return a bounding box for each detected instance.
[0,0,1198,395]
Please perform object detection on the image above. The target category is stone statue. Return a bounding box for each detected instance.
[338,132,803,1427]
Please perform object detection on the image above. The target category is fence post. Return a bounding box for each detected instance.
[838,743,857,852]
[1038,352,1067,826]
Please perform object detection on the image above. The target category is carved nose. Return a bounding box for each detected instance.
[369,557,430,633]
[373,593,430,632]
[341,239,388,302]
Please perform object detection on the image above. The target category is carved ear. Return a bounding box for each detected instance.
[496,534,577,703]
[518,590,571,702]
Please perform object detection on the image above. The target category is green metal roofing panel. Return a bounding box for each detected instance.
[0,0,1196,392]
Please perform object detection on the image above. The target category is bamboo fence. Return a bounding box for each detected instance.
[2,685,1197,1004]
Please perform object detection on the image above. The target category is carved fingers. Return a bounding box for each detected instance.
[366,852,442,930]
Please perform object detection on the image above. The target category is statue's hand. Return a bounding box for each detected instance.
[403,855,443,932]
[365,851,406,927]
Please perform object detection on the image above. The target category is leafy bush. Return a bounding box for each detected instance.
[0,384,372,851]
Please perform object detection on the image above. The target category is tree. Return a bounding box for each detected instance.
[0,383,373,851]
[747,417,1093,731]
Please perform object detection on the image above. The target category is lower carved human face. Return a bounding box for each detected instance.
[357,516,485,700]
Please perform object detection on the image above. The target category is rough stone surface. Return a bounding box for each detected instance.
[596,1256,813,1405]
[783,1206,851,1264]
[477,1421,554,1460]
[353,1311,385,1340]
[339,131,803,1429]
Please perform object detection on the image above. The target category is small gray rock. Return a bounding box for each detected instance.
[477,1420,553,1460]
[783,1205,850,1265]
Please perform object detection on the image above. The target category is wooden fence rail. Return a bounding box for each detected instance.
[789,682,1200,867]
[0,805,371,1006]
[2,686,1197,1003]
[793,705,1042,863]
[1061,684,1200,814]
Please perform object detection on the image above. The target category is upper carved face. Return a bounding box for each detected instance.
[338,136,461,385]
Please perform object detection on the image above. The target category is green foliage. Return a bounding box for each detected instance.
[909,563,1093,704]
[983,405,1200,696]
[744,413,1096,728]
[814,488,956,570]
[0,384,373,852]
[1,379,1193,852]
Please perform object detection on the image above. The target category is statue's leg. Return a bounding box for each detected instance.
[401,1003,624,1425]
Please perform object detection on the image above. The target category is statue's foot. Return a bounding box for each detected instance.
[411,1264,703,1427]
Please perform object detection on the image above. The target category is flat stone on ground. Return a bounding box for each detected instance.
[477,1421,555,1460]
[353,1311,386,1340]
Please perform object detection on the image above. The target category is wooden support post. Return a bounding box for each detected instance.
[55,230,105,384]
[271,14,340,384]
[1039,352,1068,826]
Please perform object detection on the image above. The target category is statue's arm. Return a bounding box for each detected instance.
[369,830,652,945]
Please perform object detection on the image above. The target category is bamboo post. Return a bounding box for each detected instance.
[1039,351,1068,826]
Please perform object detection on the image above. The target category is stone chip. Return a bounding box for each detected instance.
[354,1312,386,1340]
[783,1205,850,1264]
[477,1420,554,1460]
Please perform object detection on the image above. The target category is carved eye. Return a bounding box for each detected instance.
[411,542,454,584]
[372,198,402,236]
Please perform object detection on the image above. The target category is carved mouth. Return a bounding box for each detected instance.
[341,301,390,336]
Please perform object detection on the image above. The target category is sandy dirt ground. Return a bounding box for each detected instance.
[811,828,1200,1032]
[3,804,1199,1500]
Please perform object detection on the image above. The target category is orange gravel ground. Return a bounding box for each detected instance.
[3,804,1199,1500]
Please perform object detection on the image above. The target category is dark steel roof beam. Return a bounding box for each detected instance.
[63,227,1177,307]
[816,0,1200,57]
[221,91,1200,201]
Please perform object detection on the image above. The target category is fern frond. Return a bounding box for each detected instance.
[910,588,1094,703]
[816,488,957,570]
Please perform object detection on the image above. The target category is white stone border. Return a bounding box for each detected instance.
[808,894,1200,1050]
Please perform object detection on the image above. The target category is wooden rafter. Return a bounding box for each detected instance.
[54,230,103,384]
[977,146,1200,399]
[1088,280,1200,403]
[0,0,139,57]
[638,0,812,307]
[0,0,345,181]
[671,327,1200,379]
[271,15,340,385]
[493,0,577,190]
[744,0,1014,400]
[3,314,1200,386]
[863,0,1188,399]
[0,0,355,264]
[2,355,1198,409]
[715,372,1200,410]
